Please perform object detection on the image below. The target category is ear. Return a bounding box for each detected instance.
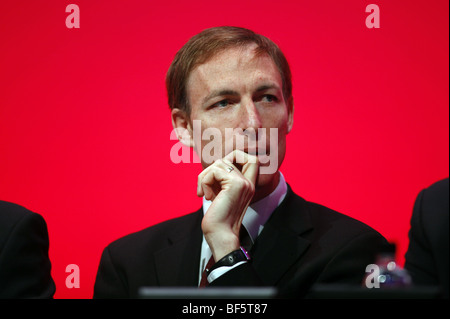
[286,96,294,133]
[171,108,194,147]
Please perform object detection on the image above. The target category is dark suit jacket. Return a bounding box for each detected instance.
[94,186,387,298]
[404,178,449,298]
[0,201,55,298]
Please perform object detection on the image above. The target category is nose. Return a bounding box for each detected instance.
[240,98,262,132]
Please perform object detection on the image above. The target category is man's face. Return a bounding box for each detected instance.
[180,44,293,189]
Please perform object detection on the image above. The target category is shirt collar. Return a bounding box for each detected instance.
[202,171,287,244]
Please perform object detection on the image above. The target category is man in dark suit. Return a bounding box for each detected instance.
[405,178,449,298]
[0,201,55,298]
[94,26,387,298]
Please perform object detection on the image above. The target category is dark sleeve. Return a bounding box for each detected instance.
[93,246,129,298]
[404,189,439,285]
[404,179,449,298]
[0,212,55,298]
[208,262,264,287]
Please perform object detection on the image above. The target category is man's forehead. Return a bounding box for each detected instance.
[194,44,267,74]
[187,46,281,96]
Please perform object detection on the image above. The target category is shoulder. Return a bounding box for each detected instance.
[290,193,389,273]
[0,201,47,244]
[309,201,381,236]
[412,178,449,243]
[105,209,203,255]
[419,178,449,208]
[426,177,449,194]
[285,187,385,242]
[413,178,449,227]
[0,200,36,226]
[309,201,387,257]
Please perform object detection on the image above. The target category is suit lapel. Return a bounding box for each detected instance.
[154,209,203,286]
[251,186,313,285]
[153,185,312,287]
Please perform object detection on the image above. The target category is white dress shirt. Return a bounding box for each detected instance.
[198,171,288,285]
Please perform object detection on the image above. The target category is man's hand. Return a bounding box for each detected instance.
[197,150,259,262]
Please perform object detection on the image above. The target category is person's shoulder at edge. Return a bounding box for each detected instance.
[0,200,36,222]
[0,200,55,299]
[0,200,49,245]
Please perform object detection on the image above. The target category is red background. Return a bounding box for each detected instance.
[0,1,448,299]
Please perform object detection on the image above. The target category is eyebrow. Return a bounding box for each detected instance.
[202,89,239,105]
[255,84,280,93]
[202,83,281,106]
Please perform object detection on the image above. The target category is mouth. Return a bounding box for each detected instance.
[241,148,270,156]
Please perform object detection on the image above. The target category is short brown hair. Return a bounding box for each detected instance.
[166,26,292,117]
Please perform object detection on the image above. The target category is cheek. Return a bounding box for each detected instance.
[262,114,289,142]
[195,126,230,164]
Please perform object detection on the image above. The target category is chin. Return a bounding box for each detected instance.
[256,170,279,189]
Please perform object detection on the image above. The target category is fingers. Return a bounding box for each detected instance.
[197,152,258,261]
[197,159,238,199]
[199,168,224,201]
[223,150,259,185]
[223,149,259,168]
[197,150,259,201]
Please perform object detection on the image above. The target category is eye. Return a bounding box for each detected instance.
[213,99,230,108]
[261,94,278,103]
